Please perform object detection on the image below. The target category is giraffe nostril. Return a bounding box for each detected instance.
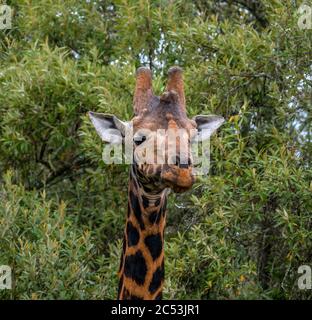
[170,156,191,168]
[171,156,180,167]
[179,157,191,169]
[175,156,180,166]
[179,163,189,169]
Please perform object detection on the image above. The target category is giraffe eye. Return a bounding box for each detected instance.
[134,135,146,146]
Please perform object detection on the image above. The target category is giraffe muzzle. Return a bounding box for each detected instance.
[160,165,195,193]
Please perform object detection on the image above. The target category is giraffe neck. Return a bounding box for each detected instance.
[117,165,168,300]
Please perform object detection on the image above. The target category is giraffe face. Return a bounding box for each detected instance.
[131,92,197,193]
[89,66,224,194]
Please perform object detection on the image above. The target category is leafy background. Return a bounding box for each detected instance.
[0,0,311,299]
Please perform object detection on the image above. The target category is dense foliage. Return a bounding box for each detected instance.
[0,0,311,299]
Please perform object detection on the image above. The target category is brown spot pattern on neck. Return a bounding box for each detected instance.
[117,170,168,300]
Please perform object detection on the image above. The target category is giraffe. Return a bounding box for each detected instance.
[88,66,224,300]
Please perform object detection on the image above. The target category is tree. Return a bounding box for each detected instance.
[0,0,311,299]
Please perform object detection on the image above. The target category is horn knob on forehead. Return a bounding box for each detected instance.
[133,67,153,115]
[136,66,152,85]
[166,66,186,113]
[168,66,183,76]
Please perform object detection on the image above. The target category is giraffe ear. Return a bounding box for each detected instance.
[192,115,224,142]
[88,111,130,144]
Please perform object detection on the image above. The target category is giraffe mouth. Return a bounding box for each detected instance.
[160,166,195,193]
[169,184,192,193]
[134,163,194,193]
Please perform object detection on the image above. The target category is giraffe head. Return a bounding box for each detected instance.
[89,67,224,193]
